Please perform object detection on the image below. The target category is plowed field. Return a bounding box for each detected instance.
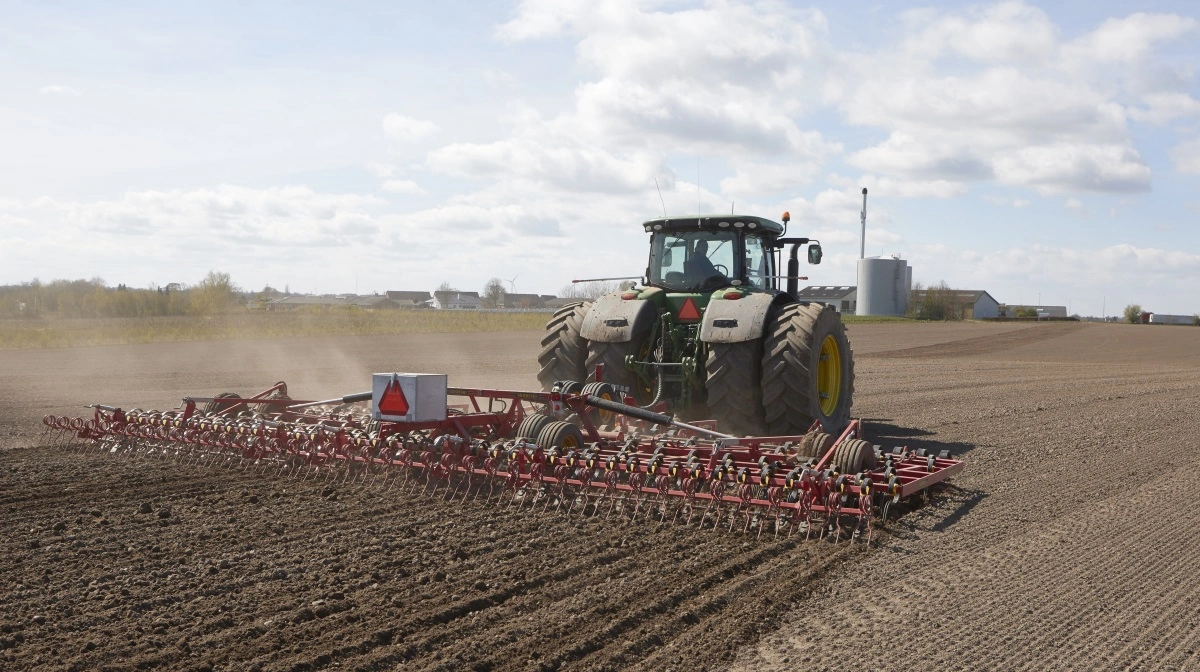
[3,321,1199,671]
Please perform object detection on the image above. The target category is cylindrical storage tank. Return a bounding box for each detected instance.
[857,257,909,317]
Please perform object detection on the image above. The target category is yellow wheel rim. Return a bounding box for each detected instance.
[595,392,615,424]
[817,334,842,416]
[562,434,580,450]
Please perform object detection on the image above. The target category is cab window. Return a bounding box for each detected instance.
[650,231,737,292]
[745,235,772,289]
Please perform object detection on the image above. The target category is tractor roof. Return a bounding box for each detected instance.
[641,215,784,235]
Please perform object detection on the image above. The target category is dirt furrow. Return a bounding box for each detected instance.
[6,322,1200,670]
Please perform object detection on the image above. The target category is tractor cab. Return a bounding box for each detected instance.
[641,215,820,295]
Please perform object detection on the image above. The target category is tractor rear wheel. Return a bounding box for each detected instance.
[537,302,591,391]
[704,341,766,436]
[585,339,650,402]
[761,303,854,435]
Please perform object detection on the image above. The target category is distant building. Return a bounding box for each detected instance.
[1148,313,1195,325]
[796,286,857,314]
[268,295,402,311]
[345,296,401,310]
[910,289,1000,320]
[501,293,545,309]
[432,291,483,310]
[999,305,1068,318]
[542,297,581,310]
[386,290,433,307]
[268,296,347,310]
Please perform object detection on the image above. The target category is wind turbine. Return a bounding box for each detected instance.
[505,275,518,294]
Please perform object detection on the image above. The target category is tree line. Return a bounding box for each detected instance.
[0,272,241,318]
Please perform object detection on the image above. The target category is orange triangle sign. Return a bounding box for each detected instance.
[379,380,410,416]
[677,297,701,322]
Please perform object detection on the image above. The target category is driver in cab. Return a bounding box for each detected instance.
[683,238,726,286]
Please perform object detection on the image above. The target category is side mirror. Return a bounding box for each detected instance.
[807,244,823,265]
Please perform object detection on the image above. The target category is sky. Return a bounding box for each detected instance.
[1,0,1198,316]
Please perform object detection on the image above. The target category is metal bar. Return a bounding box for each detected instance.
[571,276,642,283]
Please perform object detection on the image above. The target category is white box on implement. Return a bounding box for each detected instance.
[371,373,448,423]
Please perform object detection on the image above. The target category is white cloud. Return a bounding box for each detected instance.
[426,135,672,194]
[1063,12,1198,64]
[719,156,835,196]
[2,186,388,250]
[38,85,82,96]
[1065,197,1085,211]
[381,113,438,142]
[994,143,1150,194]
[1129,93,1200,124]
[1171,137,1200,174]
[493,0,839,166]
[830,4,1198,196]
[381,179,427,195]
[898,1,1059,64]
[983,195,1032,208]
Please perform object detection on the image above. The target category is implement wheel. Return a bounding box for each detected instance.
[536,421,585,451]
[704,341,766,436]
[204,392,246,416]
[831,438,876,473]
[761,303,854,435]
[580,382,618,426]
[797,432,834,459]
[537,302,591,391]
[516,413,555,442]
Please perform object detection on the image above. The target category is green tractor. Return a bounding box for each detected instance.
[538,213,854,437]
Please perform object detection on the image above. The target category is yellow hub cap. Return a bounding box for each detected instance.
[562,434,580,449]
[817,334,842,416]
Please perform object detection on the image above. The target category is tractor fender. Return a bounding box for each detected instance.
[699,291,784,344]
[579,293,658,343]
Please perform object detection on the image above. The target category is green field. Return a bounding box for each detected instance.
[0,308,922,350]
[0,310,553,349]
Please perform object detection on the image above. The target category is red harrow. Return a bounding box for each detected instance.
[42,374,963,542]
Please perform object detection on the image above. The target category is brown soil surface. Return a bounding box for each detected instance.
[3,322,1200,671]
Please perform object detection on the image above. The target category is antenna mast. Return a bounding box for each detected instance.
[859,187,868,260]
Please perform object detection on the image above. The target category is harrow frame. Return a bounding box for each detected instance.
[43,379,964,542]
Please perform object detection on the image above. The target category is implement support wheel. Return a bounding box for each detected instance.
[831,438,877,474]
[204,392,246,416]
[536,422,585,451]
[515,413,555,442]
